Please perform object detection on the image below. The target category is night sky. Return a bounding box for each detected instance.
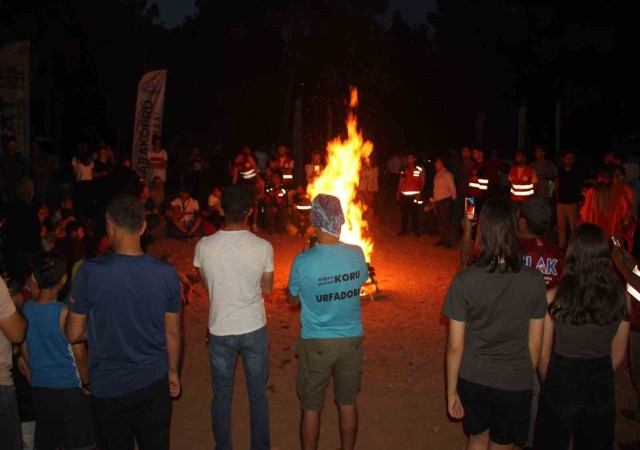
[155,0,437,28]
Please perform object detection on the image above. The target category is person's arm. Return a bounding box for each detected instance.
[261,271,274,295]
[612,316,630,372]
[0,311,26,344]
[538,288,557,382]
[288,291,300,307]
[612,246,640,293]
[446,319,465,419]
[458,216,473,270]
[59,306,90,391]
[165,311,182,398]
[448,172,457,200]
[65,312,87,343]
[528,317,544,370]
[158,152,168,169]
[531,168,538,185]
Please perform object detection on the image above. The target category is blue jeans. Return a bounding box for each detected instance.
[0,385,22,450]
[208,326,270,450]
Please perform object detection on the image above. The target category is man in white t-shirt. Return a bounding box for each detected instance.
[168,187,202,239]
[193,185,274,450]
[0,278,27,450]
[147,136,168,186]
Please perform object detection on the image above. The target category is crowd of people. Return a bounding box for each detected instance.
[1,134,640,450]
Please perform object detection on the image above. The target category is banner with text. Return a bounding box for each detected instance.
[132,69,166,180]
[0,40,30,158]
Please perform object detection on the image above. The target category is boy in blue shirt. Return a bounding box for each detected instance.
[21,251,94,450]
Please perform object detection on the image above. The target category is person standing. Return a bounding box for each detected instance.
[396,153,425,236]
[453,146,474,240]
[148,136,168,187]
[0,277,27,450]
[66,194,182,450]
[555,151,582,249]
[193,185,274,450]
[534,223,630,449]
[433,156,457,248]
[288,194,368,450]
[531,146,557,200]
[467,148,490,214]
[509,150,537,209]
[444,198,546,449]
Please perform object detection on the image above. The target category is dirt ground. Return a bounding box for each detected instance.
[149,198,640,450]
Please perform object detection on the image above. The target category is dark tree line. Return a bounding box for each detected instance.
[1,0,636,164]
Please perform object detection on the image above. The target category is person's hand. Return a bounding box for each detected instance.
[461,215,472,234]
[447,392,465,419]
[169,370,181,398]
[17,355,30,383]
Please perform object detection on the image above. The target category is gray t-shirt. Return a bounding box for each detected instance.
[554,319,623,358]
[442,265,547,391]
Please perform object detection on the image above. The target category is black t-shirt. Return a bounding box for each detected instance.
[556,166,583,204]
[442,264,547,391]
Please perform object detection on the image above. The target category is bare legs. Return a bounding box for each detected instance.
[301,404,358,450]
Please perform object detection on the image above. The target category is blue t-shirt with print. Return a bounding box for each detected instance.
[289,242,368,339]
[69,253,182,398]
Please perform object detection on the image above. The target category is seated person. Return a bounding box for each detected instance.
[286,187,313,236]
[141,186,166,239]
[263,171,288,234]
[203,186,225,232]
[54,221,85,279]
[167,186,202,239]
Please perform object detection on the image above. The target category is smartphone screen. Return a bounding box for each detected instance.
[465,197,476,220]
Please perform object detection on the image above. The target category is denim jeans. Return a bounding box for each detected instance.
[208,326,270,450]
[0,384,22,450]
[534,353,615,450]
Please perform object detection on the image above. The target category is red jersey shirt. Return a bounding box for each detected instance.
[520,237,565,289]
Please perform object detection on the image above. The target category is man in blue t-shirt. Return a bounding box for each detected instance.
[66,195,182,450]
[288,194,368,450]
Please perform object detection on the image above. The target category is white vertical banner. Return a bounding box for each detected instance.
[132,70,167,179]
[0,40,30,158]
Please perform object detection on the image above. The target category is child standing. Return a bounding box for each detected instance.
[20,251,94,449]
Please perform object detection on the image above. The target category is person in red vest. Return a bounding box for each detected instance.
[276,145,295,188]
[396,153,425,236]
[467,148,489,214]
[509,150,537,209]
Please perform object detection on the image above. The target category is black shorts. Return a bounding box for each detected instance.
[458,377,532,445]
[32,386,94,449]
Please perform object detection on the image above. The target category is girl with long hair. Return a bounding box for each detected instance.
[444,198,547,449]
[534,223,630,449]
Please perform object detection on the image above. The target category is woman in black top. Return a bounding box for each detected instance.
[534,223,630,450]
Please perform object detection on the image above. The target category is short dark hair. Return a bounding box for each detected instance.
[106,194,145,232]
[222,185,252,223]
[476,198,523,273]
[32,251,67,289]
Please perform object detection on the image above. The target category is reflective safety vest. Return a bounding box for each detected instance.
[278,156,295,185]
[236,156,257,183]
[509,165,535,202]
[399,165,423,196]
[467,161,488,198]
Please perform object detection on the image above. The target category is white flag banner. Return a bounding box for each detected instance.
[132,70,166,180]
[0,40,30,158]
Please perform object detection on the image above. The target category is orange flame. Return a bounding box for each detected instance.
[307,86,374,261]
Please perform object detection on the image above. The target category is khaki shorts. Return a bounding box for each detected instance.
[295,337,363,410]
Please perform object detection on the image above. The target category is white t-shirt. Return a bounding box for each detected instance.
[71,157,94,181]
[0,278,17,386]
[194,230,274,336]
[148,149,168,182]
[170,197,199,226]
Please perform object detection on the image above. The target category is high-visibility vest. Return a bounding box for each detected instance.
[399,165,423,196]
[509,165,535,201]
[467,162,488,197]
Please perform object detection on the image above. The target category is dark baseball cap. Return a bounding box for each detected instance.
[520,197,550,227]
